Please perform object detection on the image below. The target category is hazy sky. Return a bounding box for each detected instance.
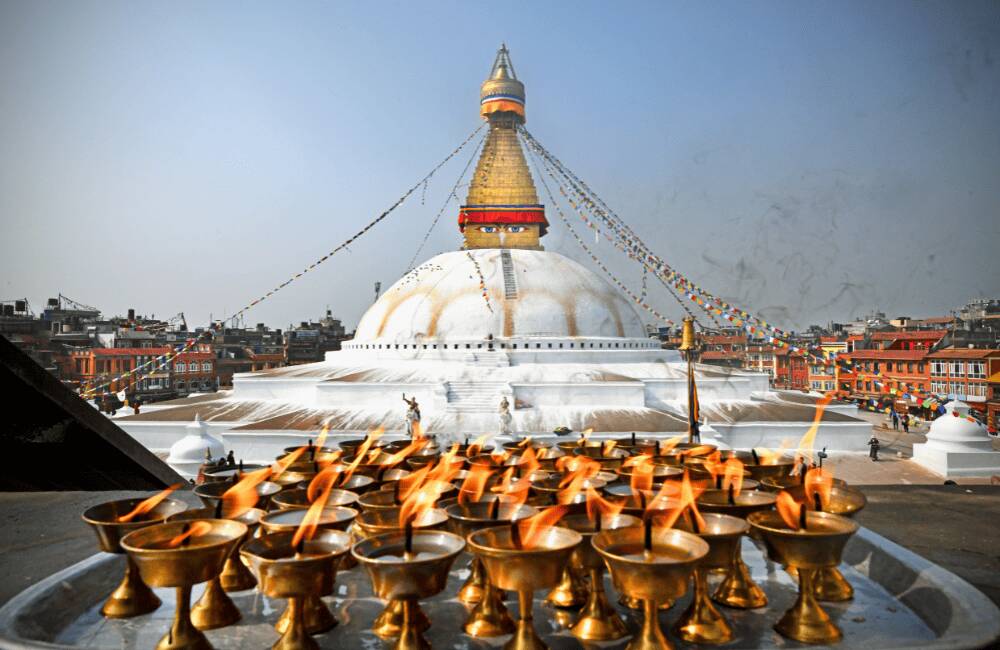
[2,1,998,333]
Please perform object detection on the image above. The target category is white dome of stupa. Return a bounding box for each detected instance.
[913,400,1000,477]
[924,401,990,450]
[166,414,224,479]
[352,249,646,343]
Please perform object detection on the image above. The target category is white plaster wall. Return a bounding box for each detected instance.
[512,382,645,408]
[316,382,446,412]
[230,377,322,403]
[713,421,872,451]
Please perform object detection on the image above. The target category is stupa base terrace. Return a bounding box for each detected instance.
[118,345,871,465]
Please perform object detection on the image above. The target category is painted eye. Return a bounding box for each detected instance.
[480,226,497,233]
[506,226,525,233]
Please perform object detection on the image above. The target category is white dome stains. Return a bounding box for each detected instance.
[353,249,645,342]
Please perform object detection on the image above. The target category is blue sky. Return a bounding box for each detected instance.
[1,1,998,331]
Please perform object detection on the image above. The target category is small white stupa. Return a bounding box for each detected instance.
[165,414,225,479]
[912,401,1000,478]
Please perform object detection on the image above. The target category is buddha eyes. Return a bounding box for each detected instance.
[478,226,526,234]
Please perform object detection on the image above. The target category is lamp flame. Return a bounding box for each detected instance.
[221,467,272,518]
[514,505,569,549]
[776,491,804,530]
[458,464,495,505]
[585,486,625,523]
[166,521,212,548]
[795,393,834,468]
[804,467,834,511]
[651,469,705,531]
[722,455,745,497]
[116,484,183,523]
[466,434,490,458]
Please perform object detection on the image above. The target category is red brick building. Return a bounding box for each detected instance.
[66,343,216,398]
[841,349,929,410]
[775,348,808,390]
[743,342,776,380]
[926,348,1000,417]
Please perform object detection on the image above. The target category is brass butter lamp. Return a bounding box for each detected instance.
[446,501,538,637]
[672,513,749,645]
[783,483,867,602]
[468,524,582,650]
[259,506,358,635]
[121,519,248,650]
[166,507,265,630]
[353,506,448,639]
[353,530,466,650]
[241,529,352,650]
[748,509,859,644]
[593,525,709,650]
[82,497,188,618]
[562,513,639,642]
[696,488,775,609]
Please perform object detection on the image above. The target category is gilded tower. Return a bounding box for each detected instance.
[459,45,548,250]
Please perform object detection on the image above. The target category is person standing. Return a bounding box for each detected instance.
[868,435,880,461]
[402,393,422,438]
[891,409,899,431]
[498,396,513,438]
[901,413,910,434]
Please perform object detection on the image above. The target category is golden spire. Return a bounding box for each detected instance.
[459,46,548,250]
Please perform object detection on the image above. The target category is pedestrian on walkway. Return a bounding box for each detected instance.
[901,414,910,434]
[891,409,899,430]
[868,435,880,461]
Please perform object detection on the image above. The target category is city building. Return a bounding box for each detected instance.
[926,348,1000,417]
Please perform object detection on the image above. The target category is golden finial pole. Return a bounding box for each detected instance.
[679,318,700,444]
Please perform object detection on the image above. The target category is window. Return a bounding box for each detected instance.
[918,363,925,373]
[968,361,985,379]
[175,362,186,373]
[950,361,964,375]
[967,383,986,398]
[930,361,946,376]
[825,381,834,391]
[886,362,893,372]
[202,362,211,372]
[176,382,186,390]
[931,380,947,394]
[950,382,965,395]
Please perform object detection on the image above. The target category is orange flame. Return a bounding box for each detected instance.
[585,486,625,522]
[271,445,307,480]
[458,464,495,505]
[557,455,600,487]
[411,420,424,440]
[630,459,655,495]
[515,505,569,549]
[722,455,745,497]
[681,445,716,458]
[166,521,212,548]
[378,437,425,468]
[578,428,593,446]
[623,453,653,469]
[751,445,787,466]
[516,437,532,449]
[795,394,834,468]
[776,491,803,530]
[601,440,618,456]
[220,466,272,517]
[556,472,588,505]
[657,436,684,455]
[340,427,383,484]
[314,425,329,452]
[398,480,447,529]
[292,480,333,550]
[804,467,834,511]
[492,466,529,507]
[518,446,541,477]
[116,484,183,523]
[426,453,462,485]
[650,469,705,531]
[397,463,433,502]
[466,434,490,457]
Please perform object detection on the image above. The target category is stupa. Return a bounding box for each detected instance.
[912,400,1000,477]
[117,46,872,464]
